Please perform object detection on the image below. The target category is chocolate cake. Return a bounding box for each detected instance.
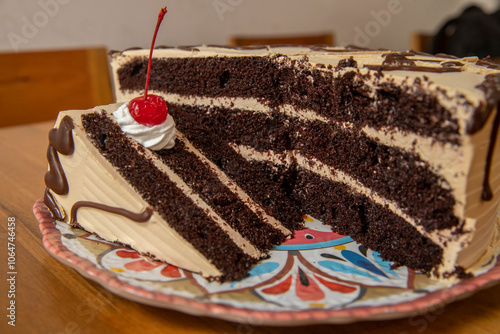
[44,45,500,281]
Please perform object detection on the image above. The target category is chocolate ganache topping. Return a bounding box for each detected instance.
[44,116,74,219]
[383,52,416,66]
[476,59,500,70]
[441,61,464,68]
[365,52,462,73]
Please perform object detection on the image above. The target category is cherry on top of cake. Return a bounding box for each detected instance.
[129,6,169,127]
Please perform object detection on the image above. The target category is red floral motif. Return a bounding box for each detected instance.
[125,260,162,272]
[250,255,362,307]
[314,274,357,294]
[116,250,182,278]
[188,217,410,309]
[261,275,292,295]
[116,250,141,259]
[296,269,324,301]
[161,264,182,278]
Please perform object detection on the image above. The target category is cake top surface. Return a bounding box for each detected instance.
[110,45,500,107]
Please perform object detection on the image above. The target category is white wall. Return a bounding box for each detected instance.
[0,0,499,53]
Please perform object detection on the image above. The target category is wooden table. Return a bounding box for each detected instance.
[2,121,500,334]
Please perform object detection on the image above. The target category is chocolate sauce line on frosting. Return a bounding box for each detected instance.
[364,52,463,72]
[382,53,416,66]
[48,116,75,155]
[441,61,464,68]
[45,146,68,195]
[482,102,500,201]
[364,64,462,73]
[472,74,500,133]
[44,116,74,196]
[44,188,64,220]
[473,74,500,201]
[403,50,434,57]
[476,60,500,70]
[435,53,459,59]
[70,201,154,225]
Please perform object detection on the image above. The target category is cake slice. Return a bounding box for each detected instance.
[44,45,500,281]
[45,104,301,280]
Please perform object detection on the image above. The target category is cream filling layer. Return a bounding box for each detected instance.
[130,138,264,259]
[228,143,481,277]
[117,91,463,170]
[116,91,469,218]
[229,139,500,276]
[176,132,292,236]
[50,106,223,278]
[111,45,497,106]
[228,143,462,246]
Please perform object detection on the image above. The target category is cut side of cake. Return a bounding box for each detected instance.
[45,105,300,280]
[44,46,500,281]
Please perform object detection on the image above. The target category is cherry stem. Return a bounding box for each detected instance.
[144,7,167,100]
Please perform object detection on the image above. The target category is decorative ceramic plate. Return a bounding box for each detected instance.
[34,198,500,326]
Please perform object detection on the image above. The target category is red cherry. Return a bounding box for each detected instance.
[129,95,168,127]
[130,6,168,127]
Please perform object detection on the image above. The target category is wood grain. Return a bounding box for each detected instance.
[1,121,500,334]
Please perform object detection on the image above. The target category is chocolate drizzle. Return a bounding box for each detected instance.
[70,201,153,225]
[435,53,459,59]
[481,104,500,201]
[476,59,500,70]
[44,188,64,220]
[474,74,500,201]
[364,52,462,73]
[470,74,500,134]
[44,116,74,195]
[406,49,433,57]
[441,61,464,68]
[364,64,462,73]
[382,53,416,67]
[43,115,156,225]
[49,116,75,155]
[176,45,200,52]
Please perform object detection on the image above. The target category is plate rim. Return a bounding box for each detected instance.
[33,198,500,326]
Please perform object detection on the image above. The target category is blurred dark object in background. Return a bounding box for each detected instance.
[432,5,500,59]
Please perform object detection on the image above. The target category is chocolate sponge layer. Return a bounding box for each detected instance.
[168,102,458,232]
[82,111,259,281]
[117,55,461,144]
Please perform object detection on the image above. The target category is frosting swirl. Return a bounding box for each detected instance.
[113,102,176,150]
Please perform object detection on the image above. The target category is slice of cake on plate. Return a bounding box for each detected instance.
[44,45,500,281]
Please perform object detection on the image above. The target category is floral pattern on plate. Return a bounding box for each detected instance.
[34,198,500,325]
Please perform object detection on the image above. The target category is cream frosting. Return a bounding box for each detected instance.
[110,45,493,107]
[130,136,264,259]
[101,46,500,279]
[177,132,292,236]
[49,105,221,278]
[116,91,471,221]
[113,102,176,150]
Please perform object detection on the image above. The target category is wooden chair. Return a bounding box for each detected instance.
[0,47,113,127]
[410,32,500,64]
[229,33,334,47]
[410,32,434,53]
